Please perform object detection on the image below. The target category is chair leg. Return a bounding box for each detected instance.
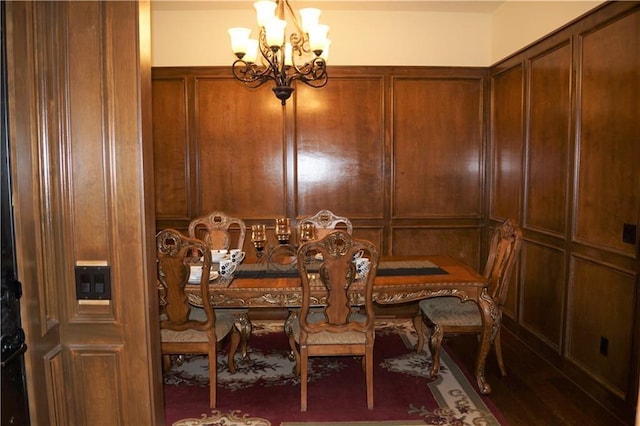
[209,346,217,409]
[413,311,425,353]
[288,334,301,376]
[365,346,374,410]
[227,329,241,374]
[428,323,443,379]
[162,354,172,373]
[300,347,308,412]
[494,329,507,377]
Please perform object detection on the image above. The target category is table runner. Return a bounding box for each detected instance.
[232,259,448,279]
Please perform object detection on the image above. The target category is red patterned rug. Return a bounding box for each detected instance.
[164,320,506,425]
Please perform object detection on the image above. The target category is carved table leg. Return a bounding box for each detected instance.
[284,310,300,374]
[475,289,498,395]
[233,313,252,360]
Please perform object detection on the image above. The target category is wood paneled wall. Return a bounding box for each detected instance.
[152,1,640,421]
[152,66,488,268]
[489,2,640,422]
[7,1,161,424]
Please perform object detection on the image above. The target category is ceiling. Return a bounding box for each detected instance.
[151,1,505,13]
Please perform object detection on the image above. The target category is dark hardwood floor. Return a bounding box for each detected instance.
[443,329,630,426]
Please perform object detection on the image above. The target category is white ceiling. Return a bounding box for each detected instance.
[151,1,505,13]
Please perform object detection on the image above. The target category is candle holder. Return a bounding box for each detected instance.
[299,222,317,243]
[275,217,292,244]
[250,224,267,253]
[249,219,299,270]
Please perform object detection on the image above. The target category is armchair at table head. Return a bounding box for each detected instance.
[156,228,240,409]
[287,230,379,411]
[188,211,246,251]
[413,217,522,379]
[297,209,353,241]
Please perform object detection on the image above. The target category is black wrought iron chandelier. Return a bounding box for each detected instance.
[228,0,330,105]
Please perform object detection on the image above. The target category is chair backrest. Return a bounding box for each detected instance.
[296,231,379,335]
[156,229,214,331]
[483,218,523,308]
[188,211,246,251]
[297,209,353,240]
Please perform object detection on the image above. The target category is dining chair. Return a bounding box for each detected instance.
[156,229,241,409]
[188,211,246,251]
[187,211,251,357]
[287,230,379,411]
[297,209,353,240]
[413,217,522,379]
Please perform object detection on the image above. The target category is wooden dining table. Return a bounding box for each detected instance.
[183,254,497,394]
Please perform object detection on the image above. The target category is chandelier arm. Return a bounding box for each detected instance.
[231,60,277,88]
[287,57,328,87]
[256,29,290,87]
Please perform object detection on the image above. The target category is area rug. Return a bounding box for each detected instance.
[165,320,505,426]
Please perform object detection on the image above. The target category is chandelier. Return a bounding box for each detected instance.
[228,0,330,105]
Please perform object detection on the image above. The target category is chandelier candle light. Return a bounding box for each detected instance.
[228,0,330,105]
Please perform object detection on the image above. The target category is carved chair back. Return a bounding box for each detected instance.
[296,230,378,338]
[483,218,523,308]
[297,209,353,240]
[188,211,246,251]
[156,229,214,332]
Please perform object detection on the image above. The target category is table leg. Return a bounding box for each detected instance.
[475,289,499,395]
[233,312,252,360]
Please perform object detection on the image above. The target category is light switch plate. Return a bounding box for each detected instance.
[75,262,111,300]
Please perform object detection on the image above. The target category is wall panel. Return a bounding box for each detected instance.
[525,41,571,236]
[520,242,565,349]
[296,77,385,219]
[196,78,285,219]
[489,64,523,222]
[393,77,483,218]
[574,10,640,256]
[70,348,124,425]
[152,77,190,220]
[392,227,481,268]
[568,257,635,397]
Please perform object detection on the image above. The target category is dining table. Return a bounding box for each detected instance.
[182,254,497,395]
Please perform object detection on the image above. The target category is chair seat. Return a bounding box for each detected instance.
[291,311,369,345]
[419,297,482,327]
[161,308,236,343]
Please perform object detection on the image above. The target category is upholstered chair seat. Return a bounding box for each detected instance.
[417,297,483,327]
[160,308,237,346]
[289,311,369,345]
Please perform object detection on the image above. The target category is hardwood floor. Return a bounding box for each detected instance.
[443,329,630,426]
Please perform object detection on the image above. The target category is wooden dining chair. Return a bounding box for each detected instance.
[413,217,523,379]
[297,209,353,240]
[287,231,379,411]
[188,211,246,251]
[156,229,241,409]
[187,212,251,353]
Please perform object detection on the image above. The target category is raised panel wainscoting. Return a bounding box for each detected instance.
[152,3,640,423]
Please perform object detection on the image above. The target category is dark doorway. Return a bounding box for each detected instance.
[1,2,31,424]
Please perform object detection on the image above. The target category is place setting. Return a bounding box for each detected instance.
[188,248,247,286]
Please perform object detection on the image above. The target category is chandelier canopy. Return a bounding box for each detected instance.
[228,0,330,105]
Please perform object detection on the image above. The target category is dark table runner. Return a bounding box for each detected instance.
[233,259,448,279]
